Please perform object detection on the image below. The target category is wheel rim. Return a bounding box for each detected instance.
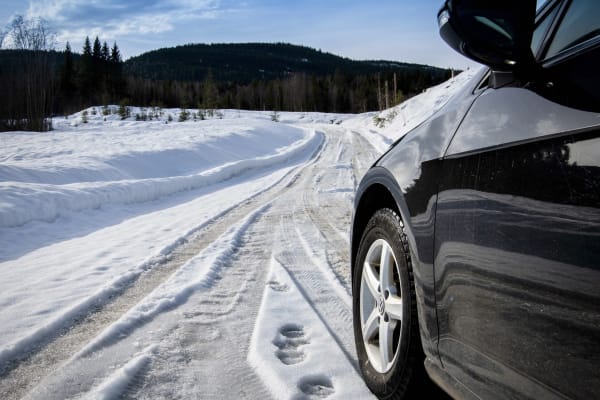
[360,238,403,373]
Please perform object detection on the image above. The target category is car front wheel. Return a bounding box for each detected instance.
[353,208,423,399]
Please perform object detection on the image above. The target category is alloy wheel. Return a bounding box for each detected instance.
[359,238,404,373]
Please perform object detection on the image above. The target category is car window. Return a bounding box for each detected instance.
[531,3,560,56]
[545,0,600,58]
[537,0,550,9]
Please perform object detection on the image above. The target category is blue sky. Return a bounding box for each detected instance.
[1,0,478,69]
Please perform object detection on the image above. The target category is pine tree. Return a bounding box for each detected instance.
[110,42,122,63]
[83,36,92,57]
[92,36,101,59]
[109,42,124,99]
[79,37,94,102]
[178,108,189,122]
[101,41,109,62]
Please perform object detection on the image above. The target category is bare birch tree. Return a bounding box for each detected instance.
[3,16,56,131]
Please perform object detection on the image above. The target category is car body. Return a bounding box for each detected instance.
[350,0,600,399]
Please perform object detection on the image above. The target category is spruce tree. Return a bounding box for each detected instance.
[109,42,124,99]
[110,42,122,63]
[83,36,92,57]
[79,37,94,102]
[101,41,109,62]
[92,36,101,59]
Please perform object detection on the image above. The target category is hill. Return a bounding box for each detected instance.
[124,43,449,84]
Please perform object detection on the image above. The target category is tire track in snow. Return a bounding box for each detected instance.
[276,211,357,366]
[25,202,274,400]
[261,126,379,380]
[75,202,274,358]
[119,198,287,399]
[266,152,359,378]
[298,128,370,291]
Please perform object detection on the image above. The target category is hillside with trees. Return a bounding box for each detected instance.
[125,43,446,83]
[124,43,452,114]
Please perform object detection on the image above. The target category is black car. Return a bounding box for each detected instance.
[350,0,600,398]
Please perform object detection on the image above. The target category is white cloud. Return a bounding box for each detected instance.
[26,0,223,41]
[26,0,85,21]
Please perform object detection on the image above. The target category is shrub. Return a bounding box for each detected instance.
[179,109,189,122]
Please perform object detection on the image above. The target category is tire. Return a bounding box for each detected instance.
[353,208,423,399]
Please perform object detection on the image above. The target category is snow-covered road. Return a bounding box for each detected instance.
[0,71,474,399]
[1,120,378,399]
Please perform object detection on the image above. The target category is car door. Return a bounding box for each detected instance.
[434,0,600,398]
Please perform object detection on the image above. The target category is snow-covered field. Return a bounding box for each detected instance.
[0,70,476,399]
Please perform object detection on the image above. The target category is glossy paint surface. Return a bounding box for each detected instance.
[436,86,600,398]
[446,87,600,156]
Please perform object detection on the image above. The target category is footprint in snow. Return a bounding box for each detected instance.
[295,375,335,399]
[267,280,290,292]
[274,324,309,365]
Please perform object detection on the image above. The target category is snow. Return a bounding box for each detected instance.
[0,118,319,228]
[0,116,323,369]
[248,257,372,399]
[0,71,475,399]
[87,345,156,400]
[76,201,273,359]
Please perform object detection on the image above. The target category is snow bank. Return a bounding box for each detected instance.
[343,68,482,153]
[0,120,319,228]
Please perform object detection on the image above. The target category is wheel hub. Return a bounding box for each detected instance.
[377,296,385,316]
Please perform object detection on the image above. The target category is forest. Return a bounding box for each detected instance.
[0,18,454,131]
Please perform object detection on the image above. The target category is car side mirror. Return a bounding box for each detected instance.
[438,0,537,72]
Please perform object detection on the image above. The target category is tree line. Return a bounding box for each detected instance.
[125,67,441,114]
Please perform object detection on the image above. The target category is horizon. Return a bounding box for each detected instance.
[0,0,480,70]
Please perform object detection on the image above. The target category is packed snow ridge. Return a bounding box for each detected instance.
[0,119,321,228]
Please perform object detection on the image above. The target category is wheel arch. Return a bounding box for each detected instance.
[351,167,407,285]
